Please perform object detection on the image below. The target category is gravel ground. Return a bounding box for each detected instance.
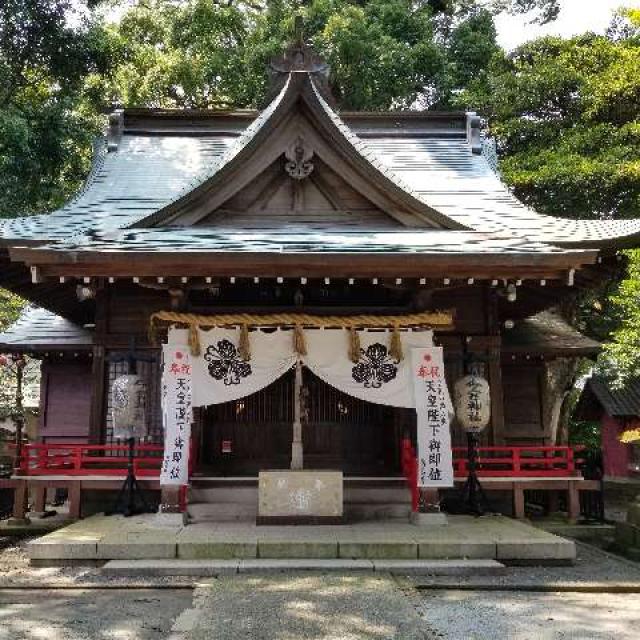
[0,588,193,640]
[2,534,640,639]
[415,590,640,640]
[0,536,194,587]
[398,541,640,589]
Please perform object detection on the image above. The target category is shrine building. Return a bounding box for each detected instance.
[1,36,639,529]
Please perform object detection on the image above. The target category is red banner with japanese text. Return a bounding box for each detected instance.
[160,345,193,486]
[411,347,454,488]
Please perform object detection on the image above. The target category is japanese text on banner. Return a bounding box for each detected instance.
[411,348,454,488]
[160,345,193,486]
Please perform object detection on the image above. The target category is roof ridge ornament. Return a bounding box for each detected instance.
[266,15,335,106]
[107,109,124,153]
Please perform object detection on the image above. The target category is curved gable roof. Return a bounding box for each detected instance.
[0,74,639,249]
[127,72,466,230]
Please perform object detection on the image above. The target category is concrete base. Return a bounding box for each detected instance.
[411,512,448,526]
[153,512,188,527]
[27,513,576,566]
[102,557,506,576]
[6,517,31,527]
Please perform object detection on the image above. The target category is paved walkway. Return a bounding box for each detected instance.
[28,513,575,564]
[173,575,436,640]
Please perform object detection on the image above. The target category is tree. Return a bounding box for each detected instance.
[90,0,509,111]
[0,0,106,217]
[456,28,640,221]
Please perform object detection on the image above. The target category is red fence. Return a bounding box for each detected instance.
[452,445,579,477]
[15,443,164,477]
[400,439,584,512]
[17,441,582,479]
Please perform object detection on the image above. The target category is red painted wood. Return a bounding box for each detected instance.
[602,414,630,479]
[16,442,584,486]
[16,443,164,476]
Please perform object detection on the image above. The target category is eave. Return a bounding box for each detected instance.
[9,248,598,280]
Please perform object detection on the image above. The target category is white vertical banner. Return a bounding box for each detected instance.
[160,344,193,486]
[411,347,454,488]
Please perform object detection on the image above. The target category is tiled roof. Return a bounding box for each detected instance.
[29,228,590,256]
[1,70,639,251]
[583,377,640,417]
[0,307,92,351]
[502,311,601,355]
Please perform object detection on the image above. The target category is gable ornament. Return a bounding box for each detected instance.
[285,136,314,180]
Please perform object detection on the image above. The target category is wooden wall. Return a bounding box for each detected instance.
[39,361,93,443]
[501,363,546,445]
[32,280,549,454]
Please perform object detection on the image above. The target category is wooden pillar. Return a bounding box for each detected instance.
[10,480,29,523]
[567,481,580,523]
[513,484,525,519]
[290,360,304,470]
[485,286,506,446]
[68,482,82,520]
[32,485,47,514]
[89,282,108,443]
[488,347,506,446]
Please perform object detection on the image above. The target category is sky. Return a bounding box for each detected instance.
[495,0,639,50]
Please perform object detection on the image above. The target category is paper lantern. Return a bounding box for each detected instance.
[112,374,147,440]
[454,372,491,433]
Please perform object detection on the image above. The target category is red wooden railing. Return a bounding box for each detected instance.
[400,438,585,512]
[15,443,164,477]
[452,445,580,477]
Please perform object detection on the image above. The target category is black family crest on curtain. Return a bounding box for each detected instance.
[352,343,398,388]
[204,339,252,386]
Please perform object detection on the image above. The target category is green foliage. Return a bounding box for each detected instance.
[0,290,25,332]
[0,0,105,216]
[457,31,640,220]
[0,0,570,219]
[599,250,640,383]
[89,0,507,111]
[568,420,601,452]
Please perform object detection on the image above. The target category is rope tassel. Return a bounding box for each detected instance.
[188,323,201,356]
[293,324,307,356]
[389,325,403,362]
[349,327,361,363]
[238,323,251,361]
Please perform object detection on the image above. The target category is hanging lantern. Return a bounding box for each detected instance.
[454,369,491,433]
[112,374,147,440]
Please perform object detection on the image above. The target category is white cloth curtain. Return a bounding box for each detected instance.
[303,329,434,408]
[169,327,297,408]
[167,326,447,410]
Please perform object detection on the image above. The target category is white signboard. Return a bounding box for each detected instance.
[411,347,454,488]
[160,345,193,486]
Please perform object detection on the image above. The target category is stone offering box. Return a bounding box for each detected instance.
[257,471,344,525]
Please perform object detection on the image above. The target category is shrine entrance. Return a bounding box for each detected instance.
[199,368,407,476]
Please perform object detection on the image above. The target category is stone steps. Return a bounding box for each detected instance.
[187,477,411,523]
[188,502,257,522]
[102,557,506,576]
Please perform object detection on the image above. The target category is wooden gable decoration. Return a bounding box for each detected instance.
[134,73,467,231]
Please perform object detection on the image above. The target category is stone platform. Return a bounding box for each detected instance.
[27,513,576,566]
